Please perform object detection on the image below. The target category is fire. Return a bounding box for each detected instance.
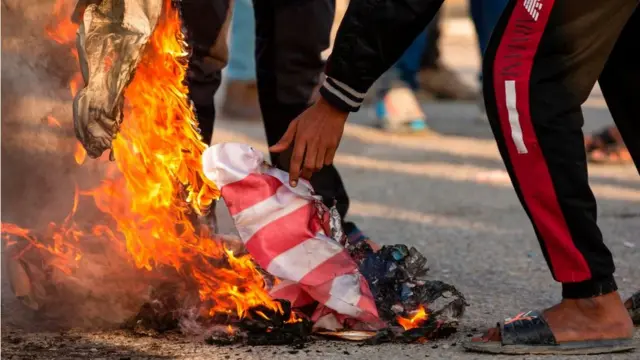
[46,115,62,128]
[396,305,429,330]
[45,0,77,44]
[3,186,84,276]
[2,0,288,323]
[69,73,83,97]
[46,0,83,98]
[74,142,87,165]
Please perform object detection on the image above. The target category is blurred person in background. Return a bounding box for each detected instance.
[376,0,508,132]
[418,11,477,101]
[585,125,632,164]
[181,0,371,242]
[221,0,261,120]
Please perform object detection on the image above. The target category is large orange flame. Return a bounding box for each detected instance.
[2,0,286,322]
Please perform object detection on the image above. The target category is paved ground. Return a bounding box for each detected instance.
[2,3,639,359]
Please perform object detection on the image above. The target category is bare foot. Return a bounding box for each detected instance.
[473,292,634,343]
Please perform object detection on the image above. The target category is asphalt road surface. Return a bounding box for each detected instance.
[2,7,639,360]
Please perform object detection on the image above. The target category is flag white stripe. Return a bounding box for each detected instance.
[233,185,309,242]
[202,144,263,188]
[266,235,343,282]
[324,274,364,317]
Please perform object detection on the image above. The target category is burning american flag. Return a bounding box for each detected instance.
[2,0,465,343]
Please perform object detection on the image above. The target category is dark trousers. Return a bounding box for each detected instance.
[421,10,441,69]
[181,0,352,220]
[483,0,640,298]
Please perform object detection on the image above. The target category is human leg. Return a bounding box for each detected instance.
[470,0,509,121]
[470,0,637,353]
[417,10,476,101]
[598,7,640,172]
[223,0,260,119]
[181,0,232,145]
[375,30,429,133]
[253,0,353,222]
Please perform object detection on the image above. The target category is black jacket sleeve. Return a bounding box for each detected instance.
[319,0,445,112]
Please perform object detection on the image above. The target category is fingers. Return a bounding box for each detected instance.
[301,140,318,181]
[324,146,336,166]
[315,147,326,174]
[269,121,297,153]
[289,139,306,187]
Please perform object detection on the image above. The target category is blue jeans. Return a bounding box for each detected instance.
[227,0,256,81]
[385,0,508,93]
[470,0,509,56]
[393,29,429,91]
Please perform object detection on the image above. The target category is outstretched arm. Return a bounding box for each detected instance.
[320,0,444,112]
[271,0,445,185]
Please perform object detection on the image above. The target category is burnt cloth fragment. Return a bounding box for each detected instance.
[348,242,467,341]
[204,299,313,346]
[72,0,162,159]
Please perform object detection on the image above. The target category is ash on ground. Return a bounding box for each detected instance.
[122,242,466,345]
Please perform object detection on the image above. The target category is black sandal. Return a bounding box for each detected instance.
[627,291,640,325]
[463,310,636,355]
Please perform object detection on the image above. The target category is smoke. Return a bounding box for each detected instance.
[0,0,157,330]
[1,0,84,228]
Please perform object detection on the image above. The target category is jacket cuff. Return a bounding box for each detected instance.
[319,77,366,112]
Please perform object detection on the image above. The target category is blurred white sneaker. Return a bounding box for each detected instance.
[375,85,429,133]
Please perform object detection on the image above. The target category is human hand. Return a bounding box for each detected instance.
[270,98,349,187]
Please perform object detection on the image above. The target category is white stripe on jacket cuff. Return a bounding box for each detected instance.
[320,77,365,112]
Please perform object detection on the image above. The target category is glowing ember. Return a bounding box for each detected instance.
[396,305,429,330]
[2,0,288,323]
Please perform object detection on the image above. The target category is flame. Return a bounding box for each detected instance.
[69,73,83,97]
[3,186,84,275]
[396,305,429,330]
[46,0,82,97]
[46,115,62,128]
[2,0,290,323]
[74,142,87,165]
[45,0,77,44]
